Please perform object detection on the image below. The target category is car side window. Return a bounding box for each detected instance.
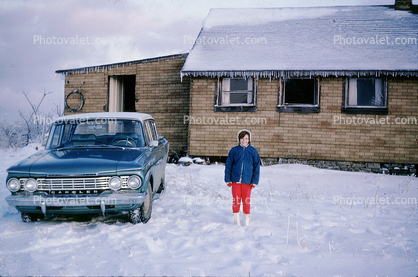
[48,124,63,149]
[62,124,73,144]
[144,120,158,143]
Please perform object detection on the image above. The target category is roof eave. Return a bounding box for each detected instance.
[56,53,188,75]
[180,69,418,78]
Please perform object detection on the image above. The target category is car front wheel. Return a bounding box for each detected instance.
[21,213,44,222]
[129,184,153,224]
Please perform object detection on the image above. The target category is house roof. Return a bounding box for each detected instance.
[55,112,153,122]
[55,53,188,75]
[181,6,418,78]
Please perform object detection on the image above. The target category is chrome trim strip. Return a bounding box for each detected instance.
[18,176,131,191]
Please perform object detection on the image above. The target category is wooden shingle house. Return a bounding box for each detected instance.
[57,4,418,168]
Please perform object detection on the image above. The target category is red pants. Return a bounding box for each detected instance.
[232,182,252,214]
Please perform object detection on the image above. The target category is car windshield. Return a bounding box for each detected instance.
[46,118,145,149]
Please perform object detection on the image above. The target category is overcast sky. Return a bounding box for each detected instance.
[0,0,411,122]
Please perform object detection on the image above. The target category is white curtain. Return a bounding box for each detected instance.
[222,78,230,104]
[247,78,253,90]
[247,78,253,104]
[109,76,124,112]
[222,78,230,91]
[374,79,383,106]
[348,78,357,106]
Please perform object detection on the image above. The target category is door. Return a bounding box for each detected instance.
[108,75,136,112]
[144,119,164,193]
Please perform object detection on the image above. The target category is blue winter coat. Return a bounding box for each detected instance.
[224,144,260,185]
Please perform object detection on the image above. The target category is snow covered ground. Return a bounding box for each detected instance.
[0,144,417,276]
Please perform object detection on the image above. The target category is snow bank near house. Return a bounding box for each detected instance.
[0,145,417,276]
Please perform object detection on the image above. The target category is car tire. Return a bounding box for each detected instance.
[129,184,153,224]
[21,213,44,222]
[156,177,165,193]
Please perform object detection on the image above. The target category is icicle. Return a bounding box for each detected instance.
[179,69,418,79]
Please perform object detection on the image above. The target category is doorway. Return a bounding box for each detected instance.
[108,75,136,112]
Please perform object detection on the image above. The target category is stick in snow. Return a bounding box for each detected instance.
[286,216,291,249]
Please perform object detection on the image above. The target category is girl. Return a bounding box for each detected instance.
[224,129,260,226]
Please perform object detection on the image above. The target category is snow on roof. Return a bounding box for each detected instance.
[56,53,188,75]
[181,6,418,78]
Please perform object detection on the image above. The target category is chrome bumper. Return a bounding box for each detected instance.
[6,192,146,215]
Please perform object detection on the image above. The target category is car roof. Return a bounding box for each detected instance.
[55,112,154,123]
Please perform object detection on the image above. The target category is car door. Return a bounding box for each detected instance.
[144,119,164,193]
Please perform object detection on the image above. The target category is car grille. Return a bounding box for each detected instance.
[21,177,130,194]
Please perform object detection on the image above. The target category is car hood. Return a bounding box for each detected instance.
[7,147,148,176]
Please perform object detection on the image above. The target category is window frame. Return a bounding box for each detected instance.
[215,77,257,112]
[342,77,388,115]
[277,77,320,113]
[144,119,158,143]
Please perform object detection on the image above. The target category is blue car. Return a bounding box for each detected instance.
[5,112,169,223]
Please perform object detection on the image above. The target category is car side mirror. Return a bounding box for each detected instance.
[149,140,158,147]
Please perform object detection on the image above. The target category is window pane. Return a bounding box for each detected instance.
[285,79,315,105]
[145,120,157,141]
[62,124,73,144]
[230,79,248,91]
[357,78,384,106]
[221,77,254,105]
[50,124,63,148]
[150,121,158,139]
[357,78,375,106]
[230,93,249,104]
[347,78,385,107]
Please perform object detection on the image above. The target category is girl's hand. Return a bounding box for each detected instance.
[227,182,232,187]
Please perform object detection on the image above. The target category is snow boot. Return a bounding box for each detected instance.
[233,212,241,226]
[243,214,251,226]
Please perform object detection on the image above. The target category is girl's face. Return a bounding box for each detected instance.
[240,134,249,147]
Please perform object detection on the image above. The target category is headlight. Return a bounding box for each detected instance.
[7,178,21,192]
[24,178,38,192]
[108,176,122,191]
[127,176,142,189]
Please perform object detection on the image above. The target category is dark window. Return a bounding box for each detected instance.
[277,78,319,113]
[284,79,316,105]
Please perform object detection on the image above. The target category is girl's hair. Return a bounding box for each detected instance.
[238,131,250,141]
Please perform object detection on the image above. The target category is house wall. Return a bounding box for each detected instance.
[188,76,418,164]
[63,56,190,153]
